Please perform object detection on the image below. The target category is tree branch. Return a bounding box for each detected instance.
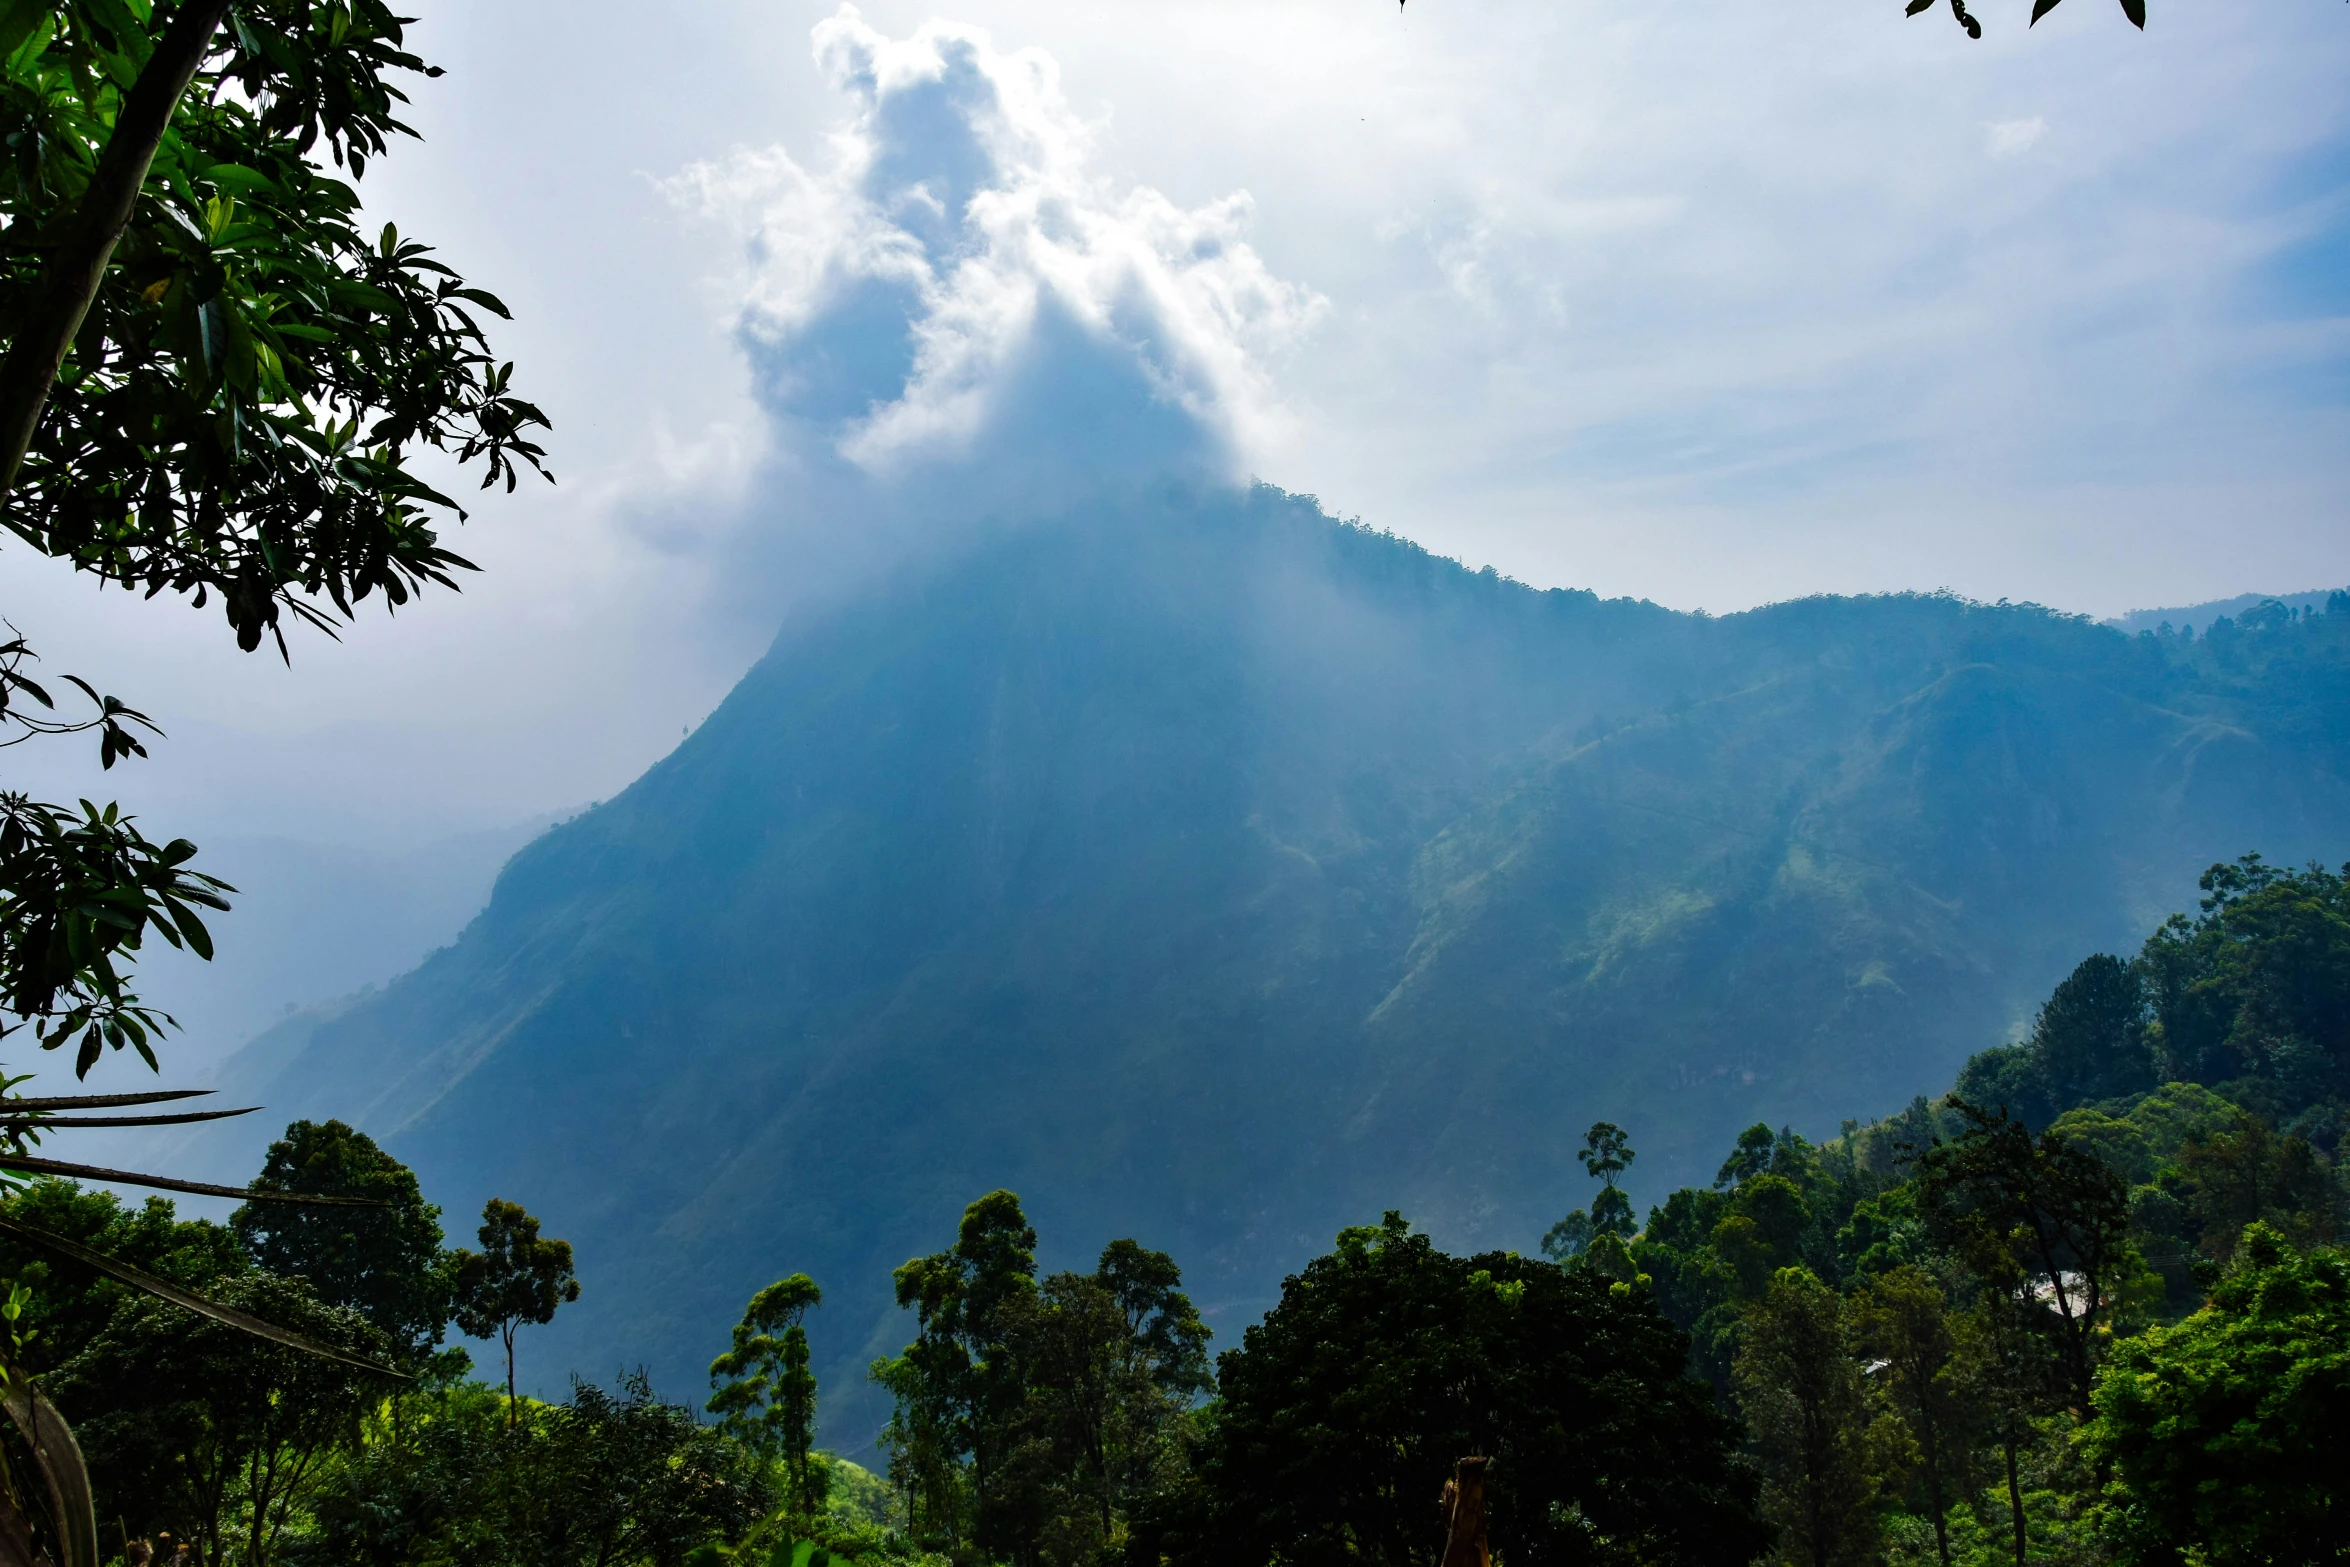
[0,0,235,502]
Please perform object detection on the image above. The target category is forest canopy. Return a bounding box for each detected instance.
[2,853,2344,1567]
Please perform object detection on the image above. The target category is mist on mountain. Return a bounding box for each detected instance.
[154,483,2350,1442]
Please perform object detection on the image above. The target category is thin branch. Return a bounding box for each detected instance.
[0,1090,216,1112]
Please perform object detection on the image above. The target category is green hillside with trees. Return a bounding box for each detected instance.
[0,4,2339,1565]
[4,850,2343,1564]
[176,488,2350,1436]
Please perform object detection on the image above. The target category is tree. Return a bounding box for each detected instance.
[505,1372,773,1567]
[0,0,547,1083]
[1955,1289,2061,1567]
[2085,1224,2350,1565]
[873,1189,1039,1558]
[450,1199,578,1427]
[2139,856,2350,1108]
[1850,1265,1982,1567]
[2176,1112,2338,1260]
[291,1373,512,1567]
[0,0,550,645]
[230,1119,450,1366]
[52,1270,389,1567]
[2026,953,2153,1112]
[0,1177,243,1375]
[300,1370,773,1567]
[1543,1119,1640,1267]
[707,1272,825,1518]
[1915,1101,2139,1412]
[1734,1266,1878,1567]
[1193,1211,1766,1567]
[1713,1173,1814,1300]
[1,621,228,1073]
[998,1239,1211,1566]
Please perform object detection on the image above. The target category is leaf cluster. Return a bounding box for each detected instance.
[0,791,226,1073]
[0,0,550,654]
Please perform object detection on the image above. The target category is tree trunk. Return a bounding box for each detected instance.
[0,0,234,502]
[1923,1412,1951,1567]
[2004,1419,2026,1567]
[502,1321,518,1428]
[1437,1456,1489,1567]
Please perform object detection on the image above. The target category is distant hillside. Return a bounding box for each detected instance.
[2105,587,2347,636]
[175,487,2350,1444]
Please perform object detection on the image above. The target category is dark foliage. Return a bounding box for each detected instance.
[296,1372,772,1567]
[231,1118,450,1365]
[1189,1211,1767,1567]
[1915,1102,2135,1411]
[0,0,549,653]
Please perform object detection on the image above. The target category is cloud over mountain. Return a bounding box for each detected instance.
[671,7,1322,501]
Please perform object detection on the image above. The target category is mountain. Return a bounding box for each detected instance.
[172,486,2350,1442]
[2105,587,2348,636]
[111,817,566,1083]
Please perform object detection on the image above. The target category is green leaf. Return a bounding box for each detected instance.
[0,0,46,59]
[162,898,214,961]
[80,0,154,69]
[200,162,283,198]
[449,287,512,319]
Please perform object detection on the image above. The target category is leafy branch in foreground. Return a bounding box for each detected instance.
[0,629,227,1079]
[0,794,228,1075]
[0,0,552,655]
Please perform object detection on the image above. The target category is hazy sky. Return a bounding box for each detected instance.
[7,0,2347,893]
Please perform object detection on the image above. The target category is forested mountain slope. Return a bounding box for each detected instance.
[181,488,2350,1438]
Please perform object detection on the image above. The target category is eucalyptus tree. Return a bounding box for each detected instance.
[451,1199,579,1427]
[708,1272,825,1518]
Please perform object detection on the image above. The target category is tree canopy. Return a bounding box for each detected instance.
[2088,1222,2350,1565]
[1194,1210,1767,1567]
[450,1198,578,1425]
[0,0,549,653]
[230,1118,450,1366]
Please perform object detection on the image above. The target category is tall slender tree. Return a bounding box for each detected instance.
[449,1199,578,1427]
[1851,1265,1982,1567]
[708,1273,825,1519]
[875,1190,1037,1558]
[1734,1266,1878,1567]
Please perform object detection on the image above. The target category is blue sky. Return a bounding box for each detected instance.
[6,0,2348,1078]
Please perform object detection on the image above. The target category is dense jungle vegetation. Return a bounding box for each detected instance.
[3,847,2342,1567]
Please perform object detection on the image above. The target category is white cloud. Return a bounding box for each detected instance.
[669,7,1323,498]
[1986,116,2048,158]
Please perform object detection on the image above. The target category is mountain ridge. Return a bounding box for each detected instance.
[163,487,2350,1443]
